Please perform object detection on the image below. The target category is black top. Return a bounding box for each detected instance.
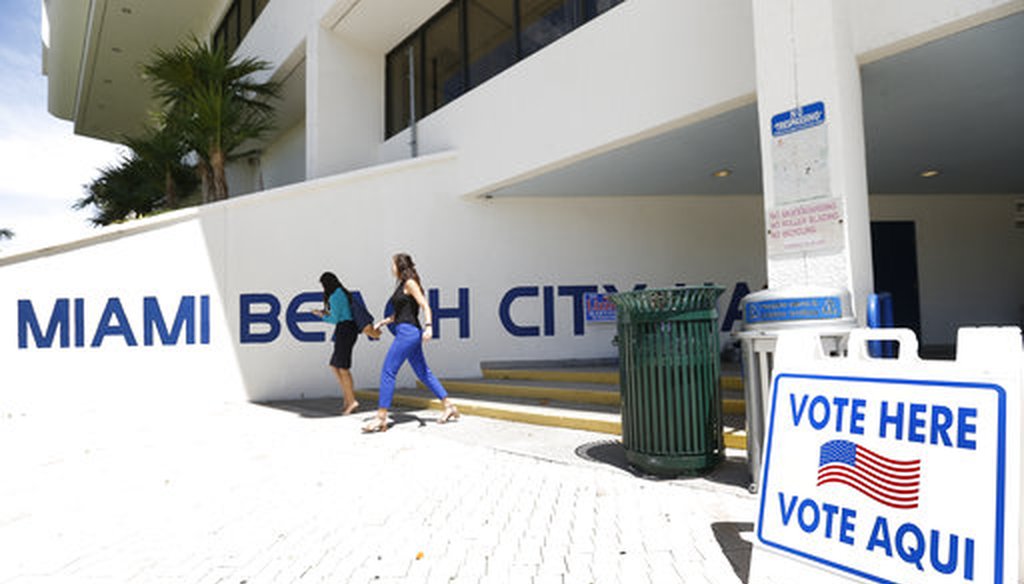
[391,282,420,328]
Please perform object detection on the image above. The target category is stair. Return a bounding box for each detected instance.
[355,361,749,450]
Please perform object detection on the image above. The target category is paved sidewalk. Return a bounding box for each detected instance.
[1,392,757,583]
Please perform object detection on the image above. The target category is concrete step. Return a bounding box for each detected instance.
[479,358,745,387]
[453,375,746,415]
[355,384,748,450]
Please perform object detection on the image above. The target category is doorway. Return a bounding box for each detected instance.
[870,221,922,336]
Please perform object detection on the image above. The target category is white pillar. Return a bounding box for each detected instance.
[751,0,873,323]
[306,25,383,179]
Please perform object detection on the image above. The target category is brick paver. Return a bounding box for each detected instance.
[0,392,757,583]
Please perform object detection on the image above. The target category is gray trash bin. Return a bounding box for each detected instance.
[736,286,855,493]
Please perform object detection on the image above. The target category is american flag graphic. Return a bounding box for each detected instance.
[817,439,921,509]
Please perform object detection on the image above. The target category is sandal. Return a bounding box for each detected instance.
[362,412,388,433]
[438,404,460,424]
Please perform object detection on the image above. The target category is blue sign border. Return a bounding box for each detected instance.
[757,373,1008,584]
[771,101,826,137]
[745,296,841,323]
[583,292,617,323]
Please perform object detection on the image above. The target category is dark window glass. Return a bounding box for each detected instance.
[240,0,254,36]
[254,0,270,20]
[467,0,516,88]
[213,23,227,52]
[582,0,623,20]
[224,3,240,55]
[423,5,464,116]
[386,40,418,138]
[519,0,577,57]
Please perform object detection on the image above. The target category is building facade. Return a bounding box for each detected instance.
[6,0,1023,402]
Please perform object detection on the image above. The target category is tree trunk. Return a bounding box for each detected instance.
[164,167,177,209]
[211,148,229,201]
[197,159,213,204]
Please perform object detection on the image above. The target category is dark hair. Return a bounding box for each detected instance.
[319,271,352,308]
[393,253,421,287]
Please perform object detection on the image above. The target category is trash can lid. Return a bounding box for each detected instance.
[740,285,855,331]
[610,286,725,318]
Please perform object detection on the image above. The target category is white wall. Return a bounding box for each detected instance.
[1,154,766,404]
[306,25,382,179]
[4,149,1020,405]
[378,0,760,197]
[261,120,306,190]
[871,194,1024,344]
[852,0,1023,61]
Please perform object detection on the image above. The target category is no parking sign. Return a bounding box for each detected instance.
[751,328,1022,583]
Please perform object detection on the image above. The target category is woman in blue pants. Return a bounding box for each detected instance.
[364,253,460,432]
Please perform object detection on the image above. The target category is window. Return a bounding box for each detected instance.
[212,0,271,56]
[386,40,418,138]
[224,3,240,54]
[385,0,625,138]
[467,0,517,88]
[423,4,464,116]
[582,0,624,20]
[519,0,577,57]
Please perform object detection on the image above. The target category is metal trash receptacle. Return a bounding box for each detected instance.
[736,286,856,493]
[610,286,726,477]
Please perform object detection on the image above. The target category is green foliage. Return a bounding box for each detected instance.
[75,154,166,226]
[75,36,277,225]
[143,36,279,201]
[75,126,199,226]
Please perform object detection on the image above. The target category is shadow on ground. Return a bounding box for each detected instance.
[712,521,754,584]
[573,439,753,490]
[257,399,431,429]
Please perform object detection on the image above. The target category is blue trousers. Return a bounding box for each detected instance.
[378,323,448,408]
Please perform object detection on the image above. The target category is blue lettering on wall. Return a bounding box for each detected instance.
[543,286,555,336]
[91,298,137,347]
[143,296,209,346]
[500,286,541,337]
[721,281,750,332]
[18,298,70,348]
[287,292,325,343]
[429,287,470,339]
[559,285,598,336]
[18,281,751,348]
[239,293,281,344]
[18,295,211,349]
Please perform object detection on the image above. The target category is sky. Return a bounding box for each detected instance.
[0,0,125,255]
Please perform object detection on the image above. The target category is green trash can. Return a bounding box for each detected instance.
[610,286,726,477]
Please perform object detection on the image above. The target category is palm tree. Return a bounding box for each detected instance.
[0,229,13,240]
[75,154,166,226]
[123,127,196,210]
[74,128,199,225]
[143,37,279,202]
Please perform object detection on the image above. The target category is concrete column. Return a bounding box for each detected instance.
[306,25,383,179]
[751,0,874,323]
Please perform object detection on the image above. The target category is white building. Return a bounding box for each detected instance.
[4,0,1022,403]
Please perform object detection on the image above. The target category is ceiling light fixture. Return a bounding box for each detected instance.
[712,169,732,178]
[919,169,940,178]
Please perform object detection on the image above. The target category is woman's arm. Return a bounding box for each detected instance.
[405,279,434,340]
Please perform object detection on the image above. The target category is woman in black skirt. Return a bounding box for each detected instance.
[312,272,378,415]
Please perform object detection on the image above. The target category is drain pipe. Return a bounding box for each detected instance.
[407,45,418,158]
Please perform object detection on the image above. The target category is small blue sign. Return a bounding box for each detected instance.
[745,296,841,323]
[584,293,617,323]
[771,101,826,137]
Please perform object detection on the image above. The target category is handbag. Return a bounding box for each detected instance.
[351,294,374,331]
